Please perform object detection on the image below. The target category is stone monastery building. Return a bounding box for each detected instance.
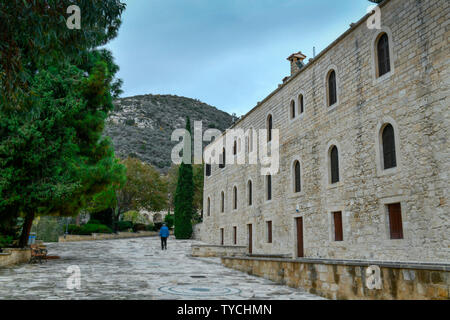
[201,0,449,263]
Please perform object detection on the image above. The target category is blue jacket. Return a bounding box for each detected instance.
[159,226,170,238]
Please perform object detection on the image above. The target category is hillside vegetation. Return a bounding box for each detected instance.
[104,94,235,172]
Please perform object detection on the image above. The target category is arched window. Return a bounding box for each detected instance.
[267,115,273,142]
[382,124,397,169]
[247,180,252,206]
[219,148,226,169]
[377,33,391,77]
[266,175,272,201]
[299,94,304,114]
[207,197,211,216]
[328,70,337,106]
[294,161,301,193]
[205,163,211,177]
[249,128,254,152]
[233,186,238,210]
[233,140,237,155]
[330,146,340,184]
[290,100,296,119]
[221,191,225,213]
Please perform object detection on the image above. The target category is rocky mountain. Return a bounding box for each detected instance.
[104,94,235,172]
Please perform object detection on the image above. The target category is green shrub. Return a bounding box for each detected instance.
[0,235,13,248]
[145,223,155,231]
[78,224,112,235]
[67,224,113,235]
[154,222,163,230]
[90,208,114,228]
[117,221,133,231]
[164,213,174,229]
[86,219,102,225]
[67,224,81,235]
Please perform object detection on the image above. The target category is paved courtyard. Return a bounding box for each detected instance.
[0,237,323,300]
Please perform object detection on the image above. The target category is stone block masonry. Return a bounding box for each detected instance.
[222,256,450,300]
[191,244,247,257]
[0,248,31,268]
[58,231,162,242]
[201,0,449,263]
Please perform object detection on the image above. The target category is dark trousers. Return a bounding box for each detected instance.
[161,237,167,250]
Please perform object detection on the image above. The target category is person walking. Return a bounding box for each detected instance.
[159,223,170,250]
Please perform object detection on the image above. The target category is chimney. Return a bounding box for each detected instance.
[287,51,307,76]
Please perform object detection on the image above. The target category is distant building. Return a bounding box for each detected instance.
[139,210,168,224]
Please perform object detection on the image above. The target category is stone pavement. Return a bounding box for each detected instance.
[0,237,323,300]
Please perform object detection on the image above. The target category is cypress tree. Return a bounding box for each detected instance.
[174,117,194,239]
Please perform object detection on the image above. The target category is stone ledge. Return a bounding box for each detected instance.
[221,256,450,300]
[58,231,161,242]
[222,256,450,272]
[191,244,247,257]
[247,254,293,259]
[0,248,31,268]
[192,244,247,249]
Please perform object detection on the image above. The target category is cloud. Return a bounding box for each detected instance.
[107,0,370,115]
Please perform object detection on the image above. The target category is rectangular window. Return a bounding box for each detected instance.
[267,221,272,243]
[205,164,211,176]
[378,34,391,77]
[300,95,304,114]
[220,228,224,245]
[329,71,337,106]
[233,226,237,245]
[388,203,403,240]
[267,175,272,201]
[333,212,343,241]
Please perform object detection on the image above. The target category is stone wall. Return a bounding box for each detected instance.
[191,223,203,241]
[222,256,450,300]
[0,248,31,268]
[191,244,247,258]
[202,0,449,263]
[58,231,160,242]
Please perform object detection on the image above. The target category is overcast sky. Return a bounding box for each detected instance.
[106,0,373,116]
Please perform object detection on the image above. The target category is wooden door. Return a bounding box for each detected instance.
[333,211,343,241]
[388,203,403,239]
[248,224,253,254]
[296,217,304,258]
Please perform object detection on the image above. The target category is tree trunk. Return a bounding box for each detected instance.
[18,212,35,248]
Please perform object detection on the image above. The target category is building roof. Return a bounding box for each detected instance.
[204,0,390,151]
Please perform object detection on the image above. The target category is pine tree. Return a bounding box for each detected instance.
[173,117,194,239]
[0,53,126,247]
